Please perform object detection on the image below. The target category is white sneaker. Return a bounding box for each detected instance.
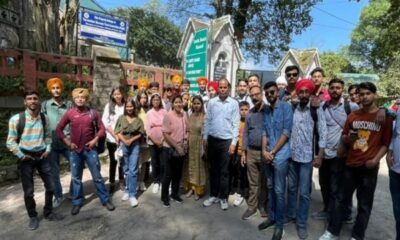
[319,230,339,240]
[152,183,160,194]
[139,182,147,191]
[129,197,138,207]
[220,199,228,210]
[233,194,244,207]
[203,196,219,207]
[53,197,64,208]
[121,193,129,201]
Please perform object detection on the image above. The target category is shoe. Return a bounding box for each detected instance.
[104,201,115,211]
[203,196,219,207]
[220,199,228,210]
[312,211,328,220]
[45,212,64,221]
[272,228,284,240]
[185,189,194,198]
[171,195,183,203]
[297,227,308,240]
[284,217,296,225]
[162,200,170,208]
[53,197,64,208]
[152,183,160,194]
[28,217,39,230]
[258,219,275,231]
[233,194,244,207]
[119,181,126,191]
[71,205,81,215]
[121,192,129,201]
[241,209,257,220]
[319,230,339,240]
[194,194,200,201]
[343,216,354,224]
[129,197,138,207]
[259,208,268,218]
[139,182,147,191]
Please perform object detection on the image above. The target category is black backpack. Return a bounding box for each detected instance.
[292,103,319,155]
[89,109,106,154]
[16,112,47,143]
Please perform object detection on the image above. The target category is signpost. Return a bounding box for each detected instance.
[79,10,129,47]
[184,28,208,94]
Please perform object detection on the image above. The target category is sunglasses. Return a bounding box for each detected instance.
[286,73,298,78]
[265,90,276,96]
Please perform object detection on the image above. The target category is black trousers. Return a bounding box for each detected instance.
[161,147,184,202]
[107,142,124,184]
[208,136,231,200]
[319,157,352,218]
[18,157,54,218]
[228,153,249,198]
[328,165,379,240]
[149,144,163,183]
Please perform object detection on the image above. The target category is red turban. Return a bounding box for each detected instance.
[295,79,315,94]
[208,81,218,93]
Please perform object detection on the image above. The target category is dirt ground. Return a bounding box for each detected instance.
[0,159,396,240]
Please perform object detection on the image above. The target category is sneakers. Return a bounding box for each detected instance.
[220,199,228,210]
[241,209,257,220]
[129,197,138,207]
[152,183,160,194]
[297,227,308,240]
[258,219,275,231]
[28,217,39,230]
[272,228,284,240]
[104,201,115,211]
[44,212,64,221]
[121,192,129,201]
[162,200,170,208]
[203,196,219,207]
[312,211,329,220]
[71,205,81,215]
[139,182,147,191]
[233,194,244,207]
[53,197,64,208]
[171,195,183,203]
[319,230,339,240]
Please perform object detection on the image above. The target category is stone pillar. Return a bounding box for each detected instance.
[91,46,121,112]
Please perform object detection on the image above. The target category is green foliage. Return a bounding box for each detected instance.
[0,0,9,6]
[111,7,182,68]
[37,78,90,101]
[0,76,24,95]
[377,53,400,97]
[319,51,356,81]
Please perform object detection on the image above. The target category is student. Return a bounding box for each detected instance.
[136,91,150,191]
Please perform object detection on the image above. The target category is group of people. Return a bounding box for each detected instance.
[6,66,400,240]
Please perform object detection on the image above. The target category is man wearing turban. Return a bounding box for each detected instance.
[207,81,218,99]
[171,75,182,96]
[56,88,115,215]
[137,78,149,92]
[42,78,74,208]
[197,77,209,105]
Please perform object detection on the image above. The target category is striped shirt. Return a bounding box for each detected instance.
[7,110,51,159]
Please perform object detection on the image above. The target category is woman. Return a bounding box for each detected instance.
[182,92,190,114]
[146,93,167,194]
[115,99,144,207]
[161,95,188,207]
[102,86,125,194]
[184,96,206,200]
[136,91,150,191]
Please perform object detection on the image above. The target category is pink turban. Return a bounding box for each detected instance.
[295,79,315,94]
[208,81,218,93]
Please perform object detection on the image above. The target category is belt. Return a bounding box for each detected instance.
[20,149,46,158]
[248,145,261,151]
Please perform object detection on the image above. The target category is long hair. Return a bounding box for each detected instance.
[124,98,138,117]
[149,93,163,109]
[108,86,125,116]
[191,95,205,114]
[171,95,183,111]
[136,90,149,113]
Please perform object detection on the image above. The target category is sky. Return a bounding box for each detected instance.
[94,0,369,70]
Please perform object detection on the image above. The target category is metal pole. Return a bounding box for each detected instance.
[75,4,80,57]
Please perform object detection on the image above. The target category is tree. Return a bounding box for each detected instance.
[319,51,355,80]
[377,53,400,96]
[111,7,182,68]
[167,0,320,64]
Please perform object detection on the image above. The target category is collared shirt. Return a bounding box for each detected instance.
[102,103,124,143]
[290,103,327,163]
[323,98,359,159]
[236,94,254,109]
[203,96,240,145]
[389,110,400,173]
[56,108,106,153]
[7,110,51,159]
[263,100,293,162]
[42,98,73,150]
[243,104,267,150]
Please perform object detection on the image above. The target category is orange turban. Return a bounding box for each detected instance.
[171,75,183,85]
[46,78,64,92]
[207,81,218,93]
[295,79,315,95]
[137,78,149,90]
[197,77,208,85]
[72,88,90,99]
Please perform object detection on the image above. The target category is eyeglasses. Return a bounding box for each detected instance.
[286,73,298,78]
[265,90,276,96]
[250,92,261,98]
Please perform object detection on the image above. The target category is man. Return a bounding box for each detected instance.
[280,65,300,105]
[288,79,327,239]
[162,83,173,111]
[310,67,330,104]
[56,88,115,215]
[181,79,191,93]
[348,84,360,105]
[171,74,182,96]
[203,79,240,210]
[312,78,358,222]
[276,76,287,91]
[320,82,393,240]
[7,90,63,230]
[241,85,268,220]
[236,79,254,109]
[42,78,73,208]
[149,81,160,95]
[197,77,209,104]
[258,82,293,240]
[247,74,260,88]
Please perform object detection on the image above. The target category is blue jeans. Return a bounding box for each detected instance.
[121,143,140,197]
[69,149,109,206]
[390,170,400,240]
[48,148,72,199]
[287,159,312,229]
[266,158,289,229]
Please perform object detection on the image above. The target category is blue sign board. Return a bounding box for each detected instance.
[79,10,129,46]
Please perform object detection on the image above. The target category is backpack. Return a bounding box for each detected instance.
[16,112,47,143]
[89,109,106,154]
[322,99,351,115]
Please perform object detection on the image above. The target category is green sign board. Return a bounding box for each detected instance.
[185,28,208,94]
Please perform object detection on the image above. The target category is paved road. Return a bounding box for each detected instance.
[0,159,396,240]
